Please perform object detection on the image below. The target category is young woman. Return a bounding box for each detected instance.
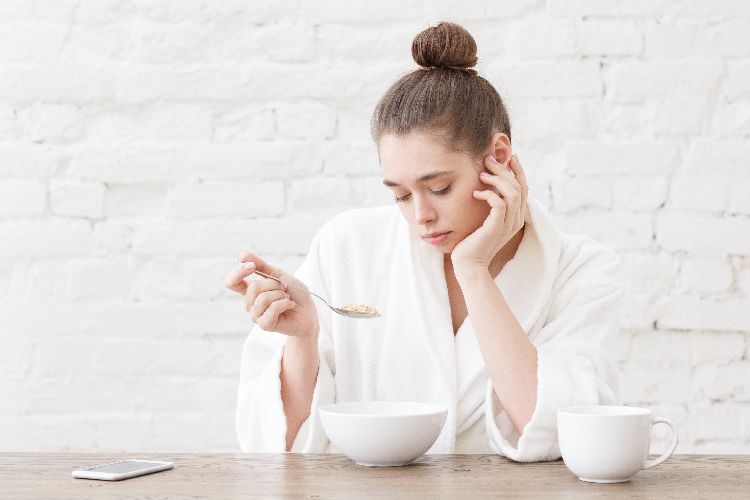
[224,23,623,462]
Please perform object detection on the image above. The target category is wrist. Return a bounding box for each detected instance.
[452,263,493,284]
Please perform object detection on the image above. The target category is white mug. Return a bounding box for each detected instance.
[557,406,678,483]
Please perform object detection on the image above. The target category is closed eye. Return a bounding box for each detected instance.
[431,185,451,195]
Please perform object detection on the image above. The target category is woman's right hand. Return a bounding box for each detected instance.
[224,251,319,340]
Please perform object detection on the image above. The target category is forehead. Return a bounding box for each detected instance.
[379,133,475,182]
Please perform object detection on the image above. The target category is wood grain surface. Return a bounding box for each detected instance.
[2,453,748,499]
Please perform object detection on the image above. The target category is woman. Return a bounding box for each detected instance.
[224,23,623,462]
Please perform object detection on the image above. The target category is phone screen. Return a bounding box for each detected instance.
[86,461,158,474]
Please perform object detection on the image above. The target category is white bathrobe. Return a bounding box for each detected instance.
[236,197,624,462]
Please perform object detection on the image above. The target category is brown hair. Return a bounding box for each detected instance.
[371,22,511,158]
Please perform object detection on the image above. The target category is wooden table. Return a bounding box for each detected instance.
[2,453,748,499]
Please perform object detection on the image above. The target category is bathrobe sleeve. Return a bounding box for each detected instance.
[485,236,624,462]
[236,227,337,453]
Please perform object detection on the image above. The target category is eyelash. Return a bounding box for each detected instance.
[394,186,451,203]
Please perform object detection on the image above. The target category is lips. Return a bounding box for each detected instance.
[423,232,450,245]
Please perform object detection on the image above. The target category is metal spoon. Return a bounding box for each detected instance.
[234,258,380,319]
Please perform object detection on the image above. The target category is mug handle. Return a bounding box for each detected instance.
[643,417,678,469]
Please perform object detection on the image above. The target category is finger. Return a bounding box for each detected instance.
[480,170,521,194]
[485,177,521,226]
[240,251,286,280]
[483,154,506,176]
[509,154,529,205]
[473,189,507,219]
[224,261,256,294]
[246,277,286,304]
[248,289,289,319]
[255,297,296,332]
[509,154,528,228]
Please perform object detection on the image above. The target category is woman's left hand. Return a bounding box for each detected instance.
[451,154,529,271]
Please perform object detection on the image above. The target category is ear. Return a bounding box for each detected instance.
[489,133,512,169]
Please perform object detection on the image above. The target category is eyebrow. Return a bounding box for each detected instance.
[382,170,453,187]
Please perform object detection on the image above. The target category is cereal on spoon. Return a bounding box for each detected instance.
[341,303,380,316]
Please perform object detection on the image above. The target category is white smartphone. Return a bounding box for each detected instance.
[72,459,173,481]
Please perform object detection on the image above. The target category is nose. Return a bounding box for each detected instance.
[413,194,437,226]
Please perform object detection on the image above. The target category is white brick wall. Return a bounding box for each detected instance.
[0,0,748,454]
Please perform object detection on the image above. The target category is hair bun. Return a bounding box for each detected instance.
[412,22,478,72]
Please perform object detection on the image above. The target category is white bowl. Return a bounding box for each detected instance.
[318,401,448,467]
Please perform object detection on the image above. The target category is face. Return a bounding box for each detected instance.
[380,132,493,254]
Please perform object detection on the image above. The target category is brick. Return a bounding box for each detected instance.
[487,61,603,100]
[64,256,142,301]
[589,103,650,138]
[552,177,612,213]
[580,20,643,56]
[104,184,166,218]
[69,142,296,183]
[629,330,745,365]
[298,0,423,23]
[136,257,236,302]
[620,287,658,330]
[606,61,722,103]
[629,331,691,365]
[680,258,734,293]
[315,140,381,176]
[690,332,747,364]
[564,140,680,175]
[351,176,396,208]
[725,61,750,101]
[212,106,275,142]
[619,363,691,404]
[684,139,750,178]
[652,98,710,136]
[621,251,679,296]
[691,402,750,442]
[656,297,750,332]
[289,177,355,215]
[50,179,106,219]
[149,103,213,142]
[656,212,750,257]
[737,258,750,296]
[0,219,131,259]
[317,23,417,62]
[0,103,20,140]
[0,339,34,380]
[713,101,750,137]
[552,211,653,251]
[419,0,541,21]
[32,335,96,378]
[0,179,46,217]
[548,0,747,21]
[276,101,336,140]
[612,175,669,212]
[253,22,317,63]
[0,65,116,104]
[166,181,285,219]
[694,361,750,403]
[511,101,590,148]
[19,103,84,144]
[131,216,328,257]
[504,20,579,59]
[667,176,728,213]
[0,22,68,64]
[2,259,66,299]
[129,21,210,65]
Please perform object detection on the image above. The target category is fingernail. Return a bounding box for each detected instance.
[243,263,254,271]
[285,293,290,299]
[480,172,491,177]
[291,301,296,306]
[473,190,482,195]
[283,283,288,290]
[487,155,498,163]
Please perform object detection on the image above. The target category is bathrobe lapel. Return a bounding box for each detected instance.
[453,199,562,433]
[404,215,458,453]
